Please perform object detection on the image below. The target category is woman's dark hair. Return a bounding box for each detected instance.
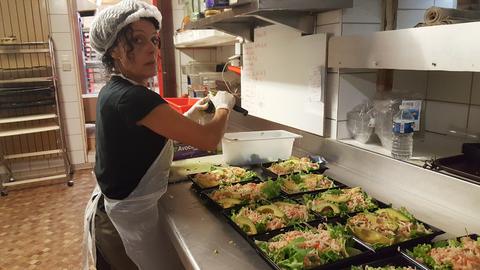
[101,17,160,75]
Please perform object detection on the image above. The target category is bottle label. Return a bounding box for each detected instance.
[393,121,414,134]
[402,100,422,131]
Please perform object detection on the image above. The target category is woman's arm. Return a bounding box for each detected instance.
[137,104,230,151]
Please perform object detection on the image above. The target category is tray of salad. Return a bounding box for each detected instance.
[226,198,319,237]
[253,222,375,270]
[347,208,444,254]
[262,157,328,178]
[201,180,282,209]
[276,173,343,196]
[403,234,479,270]
[349,252,426,270]
[299,187,383,219]
[189,165,259,190]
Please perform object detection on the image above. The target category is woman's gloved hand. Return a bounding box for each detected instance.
[209,91,236,111]
[183,97,212,123]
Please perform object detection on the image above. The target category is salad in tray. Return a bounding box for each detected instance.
[347,207,433,249]
[407,236,480,270]
[267,157,321,176]
[352,267,417,270]
[192,166,257,189]
[303,187,378,217]
[209,180,281,208]
[256,223,362,270]
[278,173,335,194]
[231,200,313,235]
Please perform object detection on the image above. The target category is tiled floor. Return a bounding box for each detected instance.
[0,170,96,270]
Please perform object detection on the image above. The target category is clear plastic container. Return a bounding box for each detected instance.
[222,130,302,165]
[347,101,374,144]
[391,105,415,160]
[181,61,217,75]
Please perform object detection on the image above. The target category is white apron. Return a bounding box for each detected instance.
[84,139,174,270]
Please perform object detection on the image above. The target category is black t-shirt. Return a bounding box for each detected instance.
[94,76,167,200]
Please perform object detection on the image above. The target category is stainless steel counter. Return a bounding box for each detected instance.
[158,182,270,270]
[159,155,270,270]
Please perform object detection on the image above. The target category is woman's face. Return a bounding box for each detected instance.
[111,19,160,84]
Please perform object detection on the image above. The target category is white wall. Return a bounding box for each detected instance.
[317,0,383,139]
[393,0,478,152]
[49,0,87,166]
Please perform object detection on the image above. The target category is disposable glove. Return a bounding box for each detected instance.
[209,91,235,111]
[183,97,212,124]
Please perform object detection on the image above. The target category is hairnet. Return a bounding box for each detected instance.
[89,0,162,55]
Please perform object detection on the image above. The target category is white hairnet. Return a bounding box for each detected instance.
[89,0,162,55]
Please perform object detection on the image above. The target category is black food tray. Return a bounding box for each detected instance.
[197,180,280,211]
[279,178,347,197]
[400,234,478,270]
[261,157,329,179]
[251,221,376,270]
[223,197,324,238]
[347,252,428,270]
[353,221,444,256]
[188,168,262,191]
[0,86,53,95]
[292,189,389,221]
[434,154,480,184]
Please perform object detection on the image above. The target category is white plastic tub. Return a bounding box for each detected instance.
[221,130,302,165]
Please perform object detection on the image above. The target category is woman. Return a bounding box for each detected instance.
[83,1,236,270]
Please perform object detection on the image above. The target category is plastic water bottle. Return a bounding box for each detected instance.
[391,105,415,160]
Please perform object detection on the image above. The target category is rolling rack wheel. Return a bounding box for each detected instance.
[67,172,74,187]
[1,190,8,196]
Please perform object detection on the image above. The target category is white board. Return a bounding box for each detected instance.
[241,25,327,136]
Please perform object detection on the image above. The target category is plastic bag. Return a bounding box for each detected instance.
[347,101,375,144]
[372,91,423,150]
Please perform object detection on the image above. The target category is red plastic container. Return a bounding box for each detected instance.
[164,98,199,114]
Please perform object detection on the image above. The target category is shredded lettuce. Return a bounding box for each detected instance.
[408,243,436,267]
[398,207,415,222]
[290,174,303,184]
[324,188,343,195]
[338,203,349,216]
[319,250,343,264]
[243,170,257,180]
[327,223,348,239]
[261,180,281,198]
[275,239,309,270]
[255,221,267,233]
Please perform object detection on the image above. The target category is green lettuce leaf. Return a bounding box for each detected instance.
[261,180,282,198]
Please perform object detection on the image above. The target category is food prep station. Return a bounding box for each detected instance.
[159,139,480,270]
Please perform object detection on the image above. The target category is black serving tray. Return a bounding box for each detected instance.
[198,180,281,210]
[293,188,389,221]
[223,197,324,238]
[278,175,347,197]
[251,221,376,270]
[400,234,479,270]
[351,217,444,256]
[0,86,53,95]
[261,156,329,179]
[434,154,480,185]
[188,165,262,191]
[347,252,428,270]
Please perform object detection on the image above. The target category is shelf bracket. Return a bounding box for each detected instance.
[251,11,315,35]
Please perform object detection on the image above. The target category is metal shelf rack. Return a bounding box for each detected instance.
[0,38,72,196]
